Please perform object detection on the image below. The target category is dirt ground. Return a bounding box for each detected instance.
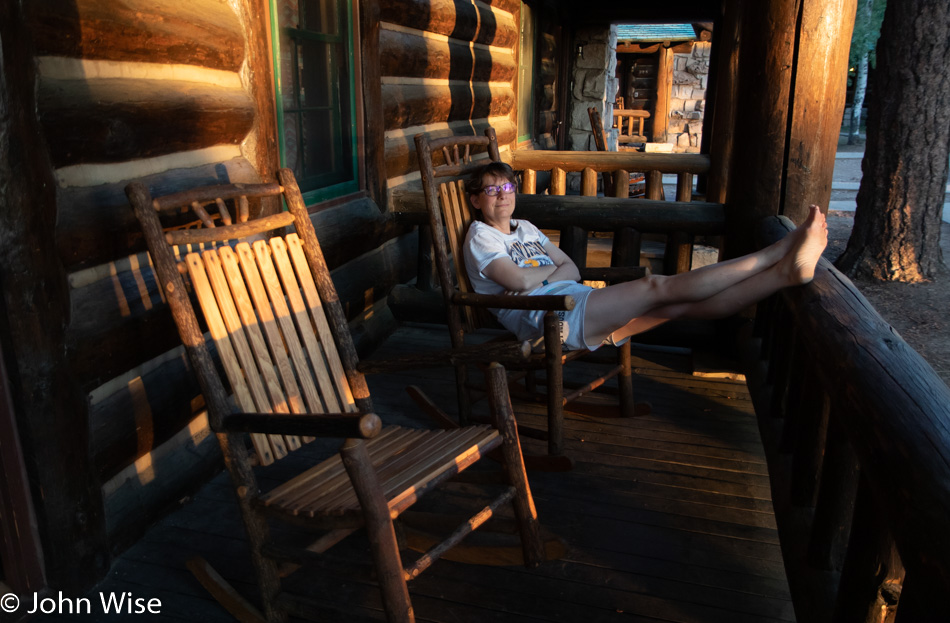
[823,140,950,387]
[823,214,950,387]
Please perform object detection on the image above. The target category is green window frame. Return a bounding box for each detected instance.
[517,2,537,144]
[270,0,358,204]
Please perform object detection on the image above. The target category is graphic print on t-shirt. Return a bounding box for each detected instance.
[509,240,553,268]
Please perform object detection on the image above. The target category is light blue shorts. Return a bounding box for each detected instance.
[505,281,630,352]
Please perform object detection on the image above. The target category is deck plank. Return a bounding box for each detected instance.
[41,323,793,622]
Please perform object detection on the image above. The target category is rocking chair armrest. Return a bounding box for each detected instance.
[220,412,382,439]
[452,291,575,312]
[357,340,531,375]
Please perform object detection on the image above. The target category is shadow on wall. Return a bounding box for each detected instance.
[449,1,496,123]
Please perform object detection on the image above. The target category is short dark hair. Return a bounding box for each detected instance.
[465,161,518,197]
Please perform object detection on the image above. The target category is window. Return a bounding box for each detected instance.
[517,2,537,143]
[271,0,358,203]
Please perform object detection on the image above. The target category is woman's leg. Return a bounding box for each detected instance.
[584,206,828,344]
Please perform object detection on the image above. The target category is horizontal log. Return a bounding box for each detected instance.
[56,158,261,270]
[392,191,726,233]
[331,229,419,321]
[380,29,516,82]
[102,412,221,544]
[67,258,179,391]
[388,284,447,324]
[757,215,950,598]
[384,119,516,180]
[480,0,521,13]
[310,197,412,268]
[30,0,244,71]
[39,77,254,167]
[383,83,515,131]
[507,150,710,174]
[380,0,518,49]
[90,348,202,479]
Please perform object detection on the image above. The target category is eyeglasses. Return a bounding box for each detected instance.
[481,182,516,196]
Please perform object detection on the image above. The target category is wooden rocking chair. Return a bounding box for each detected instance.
[588,107,646,197]
[414,128,649,460]
[126,169,544,623]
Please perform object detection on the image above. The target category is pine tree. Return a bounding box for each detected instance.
[836,0,950,282]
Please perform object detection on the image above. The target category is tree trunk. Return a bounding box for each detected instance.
[847,53,868,145]
[836,0,950,282]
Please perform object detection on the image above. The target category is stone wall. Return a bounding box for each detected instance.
[667,41,710,153]
[568,25,618,151]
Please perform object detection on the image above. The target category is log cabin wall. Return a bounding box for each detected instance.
[379,0,524,193]
[4,0,279,586]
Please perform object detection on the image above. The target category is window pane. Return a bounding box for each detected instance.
[301,0,336,34]
[301,109,334,179]
[272,0,356,198]
[297,40,332,108]
[518,3,536,141]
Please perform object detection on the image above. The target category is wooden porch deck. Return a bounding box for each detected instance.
[41,323,793,622]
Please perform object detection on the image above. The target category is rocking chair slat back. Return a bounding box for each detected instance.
[418,132,503,334]
[439,179,487,331]
[184,233,358,465]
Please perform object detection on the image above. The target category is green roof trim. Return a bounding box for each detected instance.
[616,24,696,42]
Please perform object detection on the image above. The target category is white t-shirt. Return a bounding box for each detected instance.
[464,219,553,293]
[463,219,560,335]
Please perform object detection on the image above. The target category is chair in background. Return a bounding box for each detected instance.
[414,128,649,462]
[127,169,544,623]
[588,107,646,197]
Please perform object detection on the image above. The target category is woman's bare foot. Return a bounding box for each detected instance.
[782,205,828,284]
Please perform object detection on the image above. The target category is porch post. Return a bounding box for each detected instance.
[723,0,800,257]
[724,0,856,255]
[0,0,109,591]
[783,0,857,223]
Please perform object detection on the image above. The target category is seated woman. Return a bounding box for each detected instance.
[463,161,828,351]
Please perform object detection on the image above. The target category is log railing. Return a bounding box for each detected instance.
[505,150,711,276]
[390,149,723,319]
[746,216,950,623]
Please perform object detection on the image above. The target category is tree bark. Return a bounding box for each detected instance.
[836,0,950,282]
